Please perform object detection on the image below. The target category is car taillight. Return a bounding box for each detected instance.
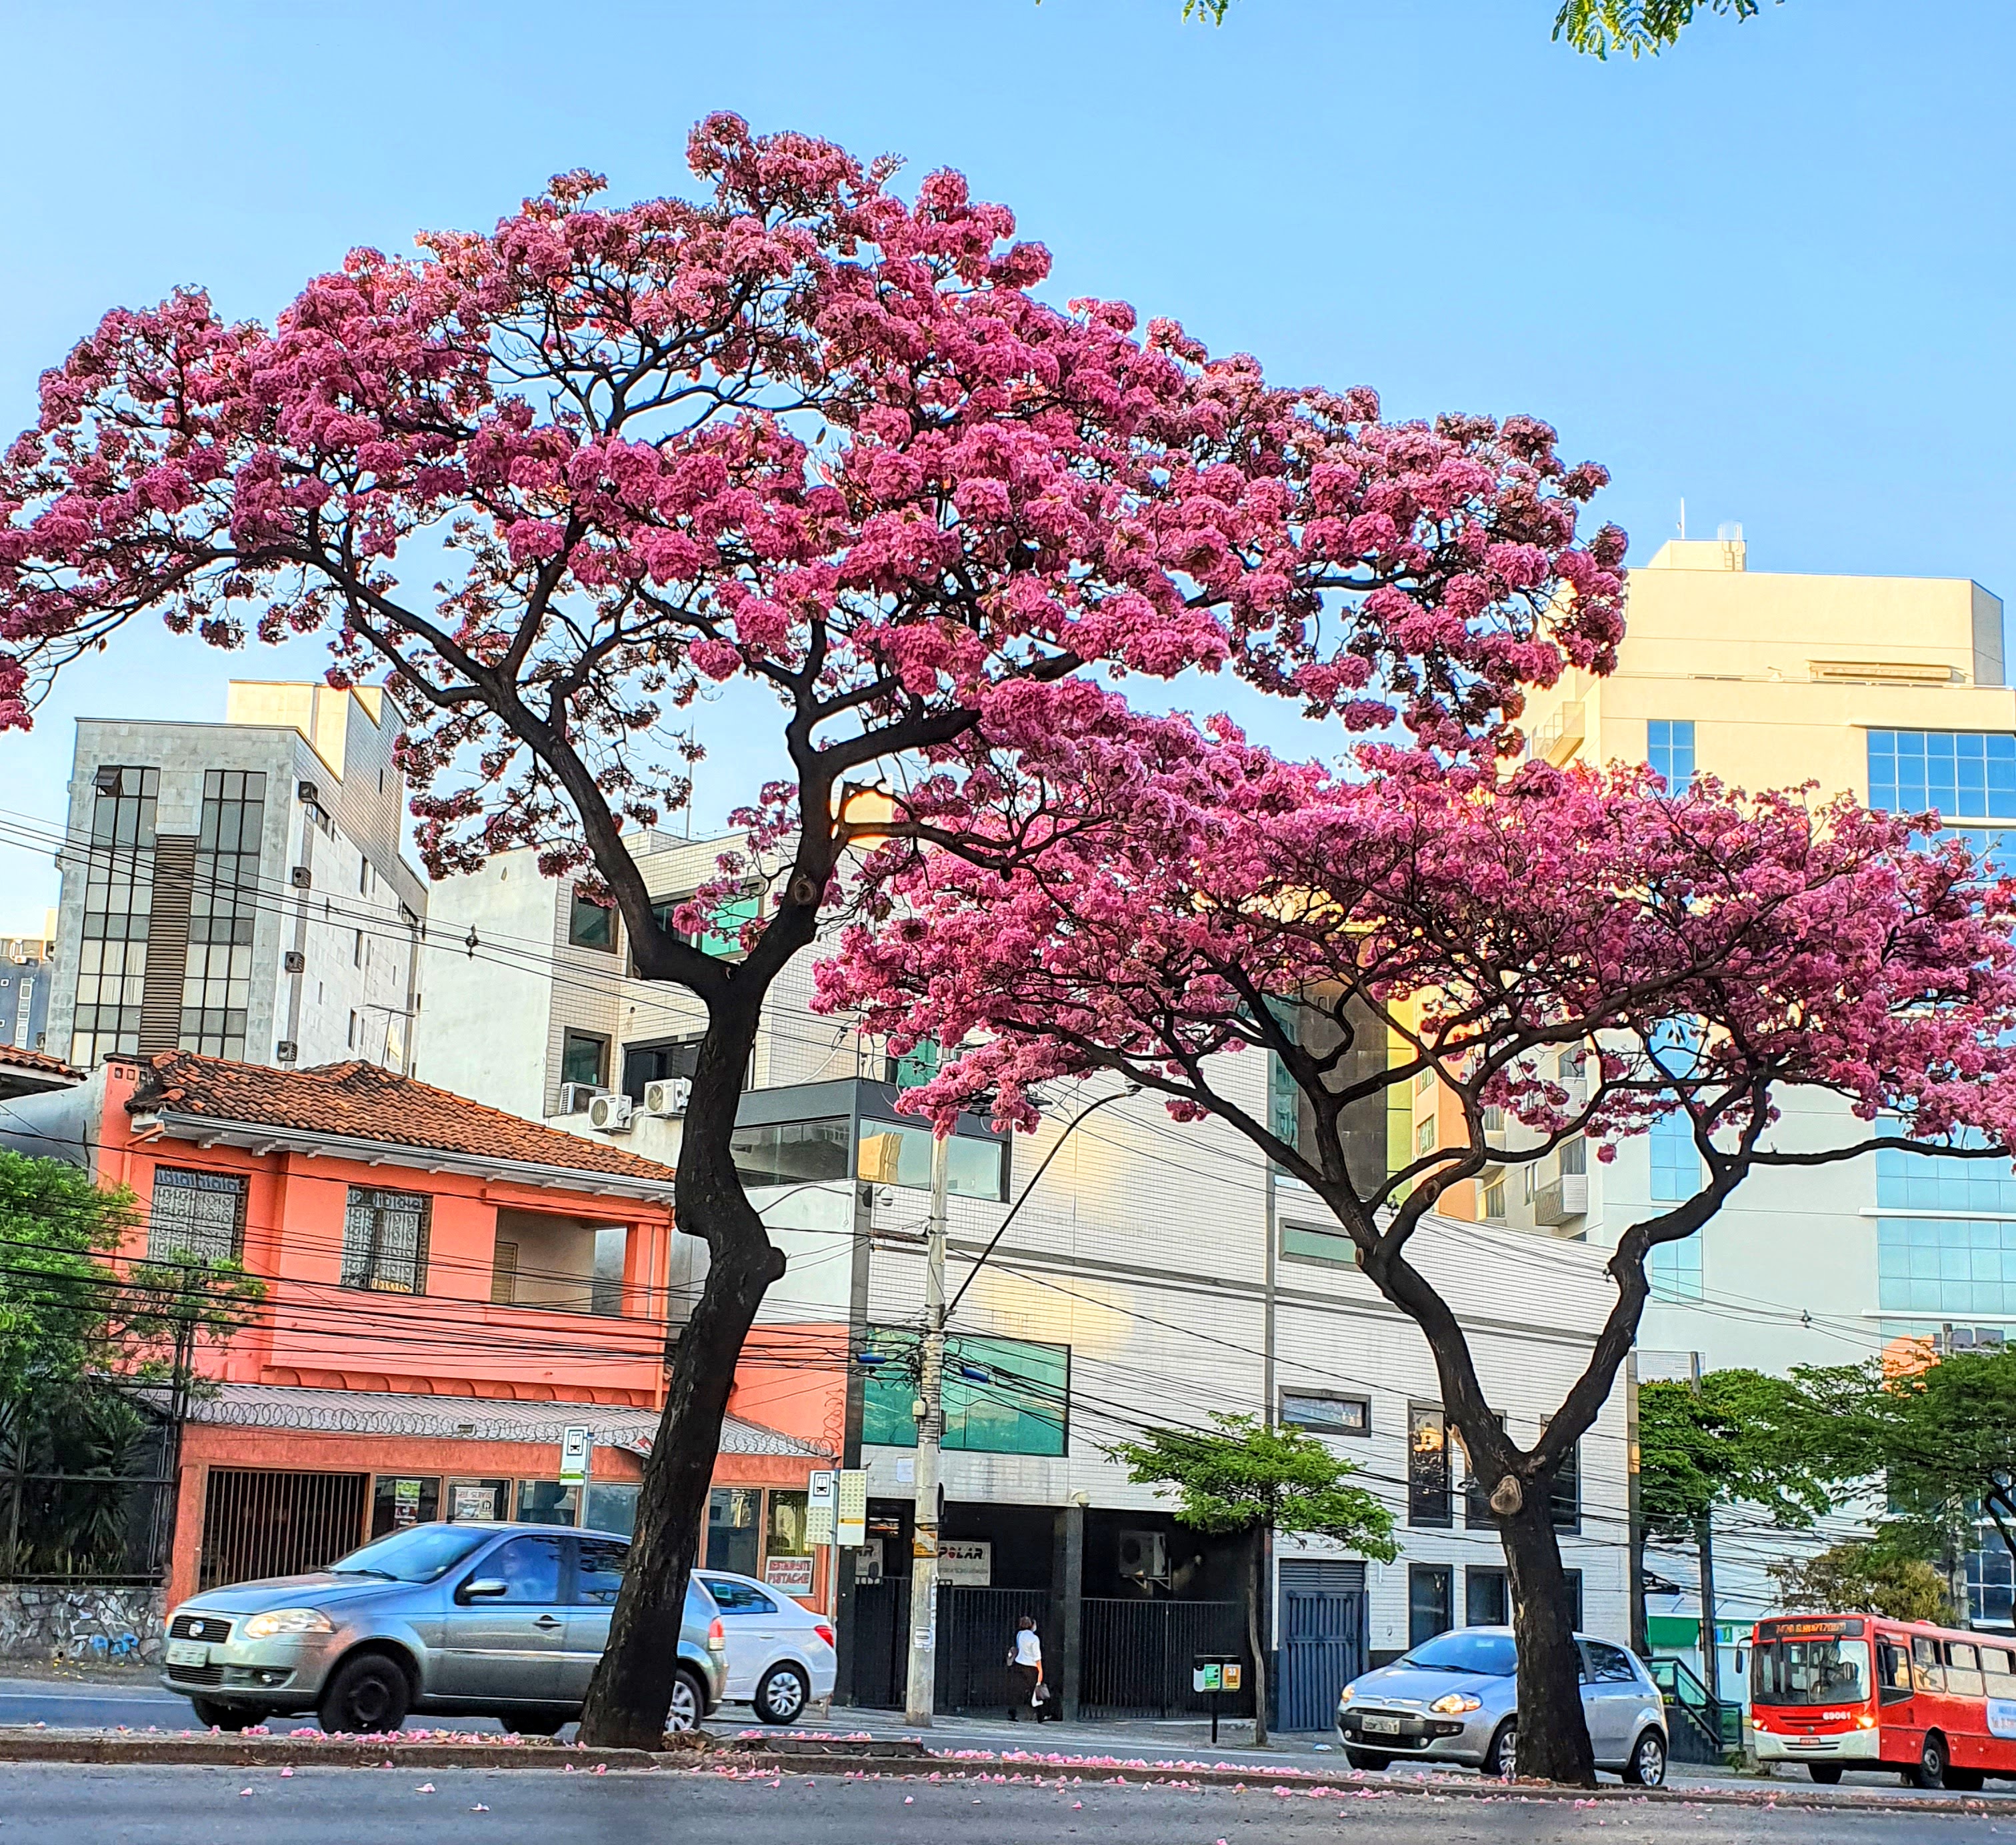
[707,1617,725,1650]
[814,1623,834,1648]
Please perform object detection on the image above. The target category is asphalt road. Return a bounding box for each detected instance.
[0,1676,511,1736]
[1,1762,2008,1844]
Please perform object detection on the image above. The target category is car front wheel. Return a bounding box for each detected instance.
[316,1652,411,1736]
[1623,1728,1667,1787]
[1343,1747,1391,1771]
[666,1668,705,1734]
[753,1662,809,1725]
[1487,1719,1518,1779]
[189,1698,249,1732]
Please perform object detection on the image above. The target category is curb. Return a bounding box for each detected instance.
[0,1730,1995,1815]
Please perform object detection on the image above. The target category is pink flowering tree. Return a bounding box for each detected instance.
[0,117,1623,1745]
[820,712,2016,1783]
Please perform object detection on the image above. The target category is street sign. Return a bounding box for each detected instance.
[1193,1652,1243,1743]
[807,1468,836,1545]
[559,1424,592,1485]
[837,1467,868,1546]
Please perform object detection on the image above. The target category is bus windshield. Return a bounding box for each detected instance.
[1753,1636,1871,1706]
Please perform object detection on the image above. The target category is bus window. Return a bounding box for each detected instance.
[1877,1638,1913,1704]
[1912,1635,1947,1694]
[1946,1642,1987,1698]
[1983,1646,2016,1699]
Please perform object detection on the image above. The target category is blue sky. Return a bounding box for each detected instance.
[1,0,2009,915]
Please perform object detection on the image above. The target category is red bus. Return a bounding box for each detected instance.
[1749,1612,2016,1789]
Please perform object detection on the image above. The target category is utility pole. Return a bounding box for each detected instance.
[905,1129,951,1726]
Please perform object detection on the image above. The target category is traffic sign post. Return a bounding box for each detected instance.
[559,1424,592,1487]
[1193,1653,1244,1745]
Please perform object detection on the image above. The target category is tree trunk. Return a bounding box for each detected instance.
[1498,1488,1595,1786]
[1247,1528,1269,1747]
[577,1010,785,1748]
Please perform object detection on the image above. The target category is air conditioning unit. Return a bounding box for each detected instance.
[1117,1529,1169,1588]
[283,950,306,974]
[587,1092,635,1134]
[290,866,313,889]
[554,1081,601,1116]
[297,780,320,805]
[642,1076,692,1118]
[275,1040,299,1064]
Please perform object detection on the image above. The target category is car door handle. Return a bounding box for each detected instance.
[533,1615,564,1630]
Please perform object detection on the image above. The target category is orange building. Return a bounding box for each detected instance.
[10,1052,831,1613]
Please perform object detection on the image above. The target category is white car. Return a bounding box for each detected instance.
[695,1570,836,1724]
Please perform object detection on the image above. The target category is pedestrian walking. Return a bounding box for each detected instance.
[1006,1614,1048,1720]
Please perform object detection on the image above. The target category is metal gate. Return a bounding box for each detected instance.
[1277,1560,1367,1732]
[1081,1598,1250,1716]
[849,1576,909,1708]
[198,1468,368,1590]
[937,1585,1050,1715]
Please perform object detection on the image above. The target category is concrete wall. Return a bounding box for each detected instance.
[0,1584,165,1665]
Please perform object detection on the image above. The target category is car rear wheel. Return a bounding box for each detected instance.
[753,1662,809,1724]
[1623,1728,1667,1787]
[189,1698,248,1732]
[1487,1719,1518,1779]
[512,1713,567,1737]
[316,1652,411,1736]
[665,1668,705,1734]
[1807,1764,1843,1784]
[1343,1747,1391,1771]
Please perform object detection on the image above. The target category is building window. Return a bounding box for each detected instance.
[1647,719,1695,793]
[1558,1136,1587,1176]
[1466,1566,1510,1626]
[707,1486,761,1574]
[1549,1432,1581,1534]
[568,889,617,952]
[1649,1112,1698,1203]
[1649,1236,1704,1300]
[1280,1392,1370,1437]
[620,1035,701,1103]
[855,1116,1007,1200]
[147,1168,247,1265]
[1481,1178,1506,1221]
[369,1474,441,1538]
[1409,1405,1451,1528]
[1415,1118,1437,1156]
[1869,729,2016,821]
[72,766,159,1066]
[561,1030,609,1089]
[859,1326,1069,1456]
[1281,1220,1359,1268]
[341,1186,429,1294]
[1877,1142,2016,1212]
[729,1117,851,1188]
[647,887,760,961]
[1563,1568,1584,1630]
[1408,1564,1453,1648]
[1878,1215,2016,1316]
[183,770,265,1059]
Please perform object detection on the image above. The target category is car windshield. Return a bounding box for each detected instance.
[1399,1631,1518,1676]
[330,1522,491,1584]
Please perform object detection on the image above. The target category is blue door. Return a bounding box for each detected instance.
[1277,1559,1367,1732]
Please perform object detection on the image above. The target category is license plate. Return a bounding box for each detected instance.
[165,1641,209,1668]
[1361,1715,1403,1735]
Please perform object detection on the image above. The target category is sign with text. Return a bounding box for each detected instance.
[559,1424,593,1485]
[939,1540,992,1586]
[1193,1654,1243,1693]
[764,1555,815,1595]
[806,1469,836,1546]
[837,1468,869,1546]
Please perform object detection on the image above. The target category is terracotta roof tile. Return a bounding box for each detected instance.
[125,1052,677,1189]
[0,1045,81,1078]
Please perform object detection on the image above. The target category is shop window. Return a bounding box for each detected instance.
[567,889,616,952]
[707,1486,761,1575]
[855,1116,1006,1200]
[446,1478,509,1523]
[514,1480,580,1526]
[1409,1406,1451,1528]
[585,1482,641,1539]
[371,1474,441,1538]
[1409,1564,1453,1648]
[341,1188,429,1294]
[765,1489,812,1595]
[1279,1392,1369,1437]
[561,1030,609,1089]
[147,1167,246,1265]
[859,1328,1068,1456]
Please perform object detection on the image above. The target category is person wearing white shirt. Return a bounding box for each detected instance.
[1007,1614,1045,1720]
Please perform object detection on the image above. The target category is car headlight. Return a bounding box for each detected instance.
[241,1608,335,1639]
[1429,1693,1482,1716]
[1339,1682,1357,1703]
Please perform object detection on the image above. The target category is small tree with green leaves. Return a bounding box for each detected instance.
[1109,1413,1397,1744]
[1767,1538,1951,1625]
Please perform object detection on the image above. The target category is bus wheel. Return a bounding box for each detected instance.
[1909,1731,1948,1791]
[1947,1767,1985,1793]
[1807,1764,1842,1785]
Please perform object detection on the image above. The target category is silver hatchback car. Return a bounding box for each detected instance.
[1336,1626,1669,1784]
[161,1521,726,1735]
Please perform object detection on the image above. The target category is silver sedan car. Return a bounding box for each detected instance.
[1336,1626,1669,1784]
[160,1521,726,1735]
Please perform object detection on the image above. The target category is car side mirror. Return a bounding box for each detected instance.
[460,1578,507,1601]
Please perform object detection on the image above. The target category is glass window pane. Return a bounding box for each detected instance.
[513,1480,580,1526]
[706,1486,761,1574]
